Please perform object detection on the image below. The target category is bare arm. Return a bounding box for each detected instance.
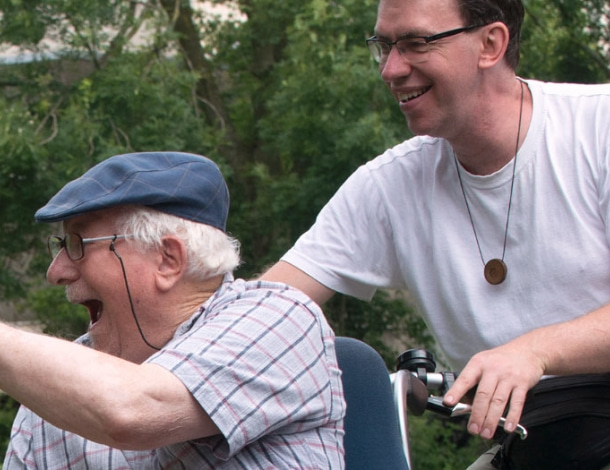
[0,324,219,450]
[443,303,610,439]
[260,261,335,305]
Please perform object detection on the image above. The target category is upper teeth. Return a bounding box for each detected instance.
[398,88,427,101]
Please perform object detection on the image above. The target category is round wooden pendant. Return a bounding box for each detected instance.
[484,259,507,285]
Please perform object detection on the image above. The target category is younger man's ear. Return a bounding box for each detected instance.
[478,22,510,69]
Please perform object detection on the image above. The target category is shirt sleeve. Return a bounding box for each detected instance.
[4,406,34,469]
[148,281,343,460]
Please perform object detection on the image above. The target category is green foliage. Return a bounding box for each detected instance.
[0,395,20,458]
[27,287,89,339]
[226,0,407,275]
[519,0,610,81]
[324,291,435,367]
[409,414,490,469]
[0,0,48,45]
[0,99,51,299]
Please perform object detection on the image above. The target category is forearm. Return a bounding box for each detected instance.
[0,324,217,449]
[260,261,335,305]
[444,303,610,439]
[518,303,610,376]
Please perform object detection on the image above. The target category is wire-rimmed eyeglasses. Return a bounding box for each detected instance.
[47,233,131,261]
[366,24,487,64]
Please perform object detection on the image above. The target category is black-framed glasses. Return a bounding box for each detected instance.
[366,24,487,64]
[47,233,131,261]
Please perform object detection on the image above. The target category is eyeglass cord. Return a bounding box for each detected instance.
[109,236,162,351]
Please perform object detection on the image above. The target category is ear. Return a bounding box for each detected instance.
[154,236,188,292]
[478,22,510,70]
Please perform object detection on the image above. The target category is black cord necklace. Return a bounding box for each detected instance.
[454,80,524,285]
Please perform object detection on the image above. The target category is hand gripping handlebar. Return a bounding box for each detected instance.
[393,348,527,439]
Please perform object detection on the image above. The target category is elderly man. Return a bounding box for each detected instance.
[3,151,345,469]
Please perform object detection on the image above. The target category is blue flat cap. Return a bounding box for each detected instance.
[35,152,229,232]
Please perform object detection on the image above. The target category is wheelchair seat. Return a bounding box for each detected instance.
[335,336,410,469]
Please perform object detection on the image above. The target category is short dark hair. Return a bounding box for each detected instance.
[458,0,524,69]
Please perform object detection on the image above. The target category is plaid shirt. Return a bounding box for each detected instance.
[4,277,345,469]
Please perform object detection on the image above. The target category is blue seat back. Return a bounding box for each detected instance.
[335,337,410,470]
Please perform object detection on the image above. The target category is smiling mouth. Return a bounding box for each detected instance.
[397,86,432,103]
[82,300,103,325]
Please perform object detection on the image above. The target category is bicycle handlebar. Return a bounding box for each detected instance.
[394,348,528,440]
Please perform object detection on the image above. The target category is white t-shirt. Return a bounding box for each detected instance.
[282,79,610,370]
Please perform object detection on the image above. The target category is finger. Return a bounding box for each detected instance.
[466,377,498,436]
[443,368,481,406]
[502,386,528,433]
[478,382,513,439]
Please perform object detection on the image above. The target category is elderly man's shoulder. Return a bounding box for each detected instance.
[211,277,326,318]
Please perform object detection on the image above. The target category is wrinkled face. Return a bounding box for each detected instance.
[374,0,483,139]
[46,207,161,363]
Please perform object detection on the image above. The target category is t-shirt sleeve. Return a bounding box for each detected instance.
[282,163,404,300]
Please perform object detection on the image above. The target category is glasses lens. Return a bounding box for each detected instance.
[397,38,431,63]
[366,38,430,65]
[47,236,63,259]
[367,40,383,63]
[65,233,84,260]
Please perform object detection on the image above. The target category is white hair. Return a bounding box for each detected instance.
[115,205,240,281]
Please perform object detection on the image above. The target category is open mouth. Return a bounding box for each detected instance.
[397,86,431,103]
[82,300,103,325]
